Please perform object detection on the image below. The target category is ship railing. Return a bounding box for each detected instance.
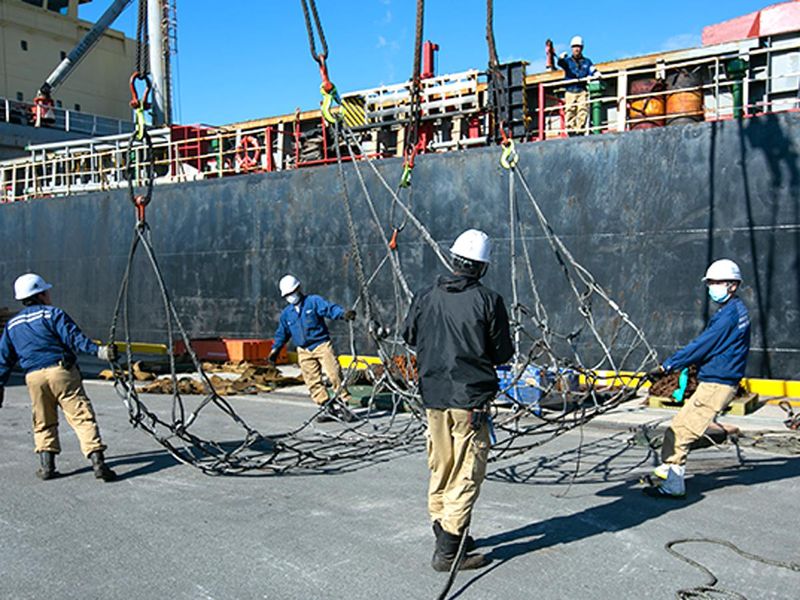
[0,129,171,203]
[0,71,486,202]
[531,37,800,139]
[0,97,134,137]
[3,40,800,203]
[0,121,392,202]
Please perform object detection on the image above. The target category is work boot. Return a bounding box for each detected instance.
[433,520,476,552]
[316,401,357,423]
[35,451,58,480]
[89,451,117,482]
[431,529,490,572]
[644,464,685,499]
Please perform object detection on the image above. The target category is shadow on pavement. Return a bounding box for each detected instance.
[451,456,800,598]
[106,449,182,480]
[56,448,181,480]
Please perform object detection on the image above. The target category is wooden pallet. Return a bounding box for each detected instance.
[648,392,760,416]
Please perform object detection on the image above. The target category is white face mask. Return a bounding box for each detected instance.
[285,292,301,305]
[707,283,731,304]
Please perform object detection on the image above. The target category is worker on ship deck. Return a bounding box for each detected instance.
[403,229,513,572]
[646,259,751,498]
[557,35,598,136]
[0,273,118,482]
[268,275,356,422]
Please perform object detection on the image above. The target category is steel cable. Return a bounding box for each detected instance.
[666,538,800,600]
[107,101,426,475]
[486,0,499,68]
[135,0,149,75]
[299,0,328,63]
[328,118,655,464]
[113,0,679,476]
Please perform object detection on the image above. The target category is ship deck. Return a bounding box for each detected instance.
[1,366,799,600]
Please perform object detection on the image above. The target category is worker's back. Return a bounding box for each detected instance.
[403,273,513,410]
[0,304,97,378]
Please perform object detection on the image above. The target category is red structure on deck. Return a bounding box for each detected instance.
[703,0,800,45]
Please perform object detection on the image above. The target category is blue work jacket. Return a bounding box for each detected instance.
[0,305,98,386]
[663,297,751,387]
[557,55,597,92]
[273,294,345,351]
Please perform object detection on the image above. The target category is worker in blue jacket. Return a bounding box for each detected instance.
[0,273,118,481]
[556,35,598,135]
[646,259,751,498]
[268,275,356,421]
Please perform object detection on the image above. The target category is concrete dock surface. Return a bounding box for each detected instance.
[2,372,799,600]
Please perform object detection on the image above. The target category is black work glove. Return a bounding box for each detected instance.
[0,387,4,408]
[343,310,356,322]
[97,344,118,362]
[267,351,278,366]
[645,366,665,381]
[369,320,390,340]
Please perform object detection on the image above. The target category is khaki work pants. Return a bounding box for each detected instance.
[297,340,351,405]
[661,381,736,466]
[564,90,589,135]
[25,365,106,457]
[426,408,490,535]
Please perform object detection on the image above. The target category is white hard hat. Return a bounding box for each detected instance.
[279,274,301,297]
[702,259,742,282]
[571,35,584,47]
[450,229,491,263]
[14,273,53,300]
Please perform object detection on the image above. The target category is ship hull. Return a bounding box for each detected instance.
[1,113,797,379]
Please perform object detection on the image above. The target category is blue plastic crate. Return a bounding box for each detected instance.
[496,365,544,410]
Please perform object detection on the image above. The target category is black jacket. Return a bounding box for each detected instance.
[402,274,513,410]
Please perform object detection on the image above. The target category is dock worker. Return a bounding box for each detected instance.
[557,35,598,136]
[402,229,513,572]
[646,259,751,498]
[268,275,356,421]
[0,273,118,482]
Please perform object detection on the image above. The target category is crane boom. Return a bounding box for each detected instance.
[40,0,135,96]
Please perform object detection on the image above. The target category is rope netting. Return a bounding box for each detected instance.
[107,0,659,475]
[105,0,799,482]
[327,117,657,461]
[107,214,425,476]
[106,1,426,475]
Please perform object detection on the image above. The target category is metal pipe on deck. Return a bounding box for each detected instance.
[148,0,169,125]
[726,58,748,119]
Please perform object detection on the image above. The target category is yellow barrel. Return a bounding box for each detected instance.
[628,78,666,130]
[666,69,704,125]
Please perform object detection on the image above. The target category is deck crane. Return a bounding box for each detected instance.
[32,0,171,126]
[32,0,134,125]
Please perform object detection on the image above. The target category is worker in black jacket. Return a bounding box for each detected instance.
[403,229,513,572]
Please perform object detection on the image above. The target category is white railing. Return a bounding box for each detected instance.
[0,97,133,137]
[0,70,485,203]
[3,38,800,203]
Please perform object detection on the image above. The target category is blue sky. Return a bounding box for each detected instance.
[80,0,773,125]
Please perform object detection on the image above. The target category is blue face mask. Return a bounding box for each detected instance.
[708,283,730,304]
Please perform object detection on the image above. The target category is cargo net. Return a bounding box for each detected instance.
[108,133,425,476]
[327,119,659,462]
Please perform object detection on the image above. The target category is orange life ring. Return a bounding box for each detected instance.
[236,135,261,171]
